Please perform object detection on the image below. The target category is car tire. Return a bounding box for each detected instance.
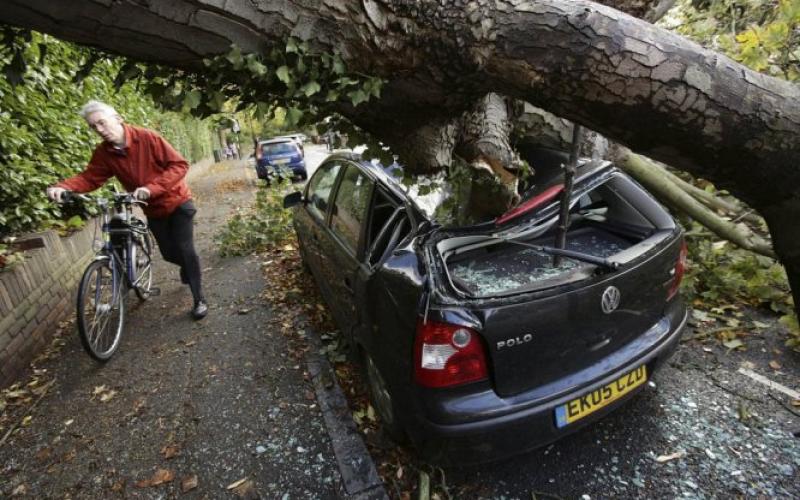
[363,351,406,443]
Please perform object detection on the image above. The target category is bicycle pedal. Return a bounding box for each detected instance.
[148,287,161,297]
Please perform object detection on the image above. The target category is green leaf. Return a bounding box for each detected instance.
[276,65,291,85]
[225,45,244,69]
[182,90,202,112]
[66,215,84,229]
[300,81,321,97]
[286,38,298,54]
[332,54,345,75]
[347,89,368,107]
[285,107,303,125]
[245,56,267,77]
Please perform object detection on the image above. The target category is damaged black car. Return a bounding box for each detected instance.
[283,148,688,464]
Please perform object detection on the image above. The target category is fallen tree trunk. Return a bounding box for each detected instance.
[1,0,798,316]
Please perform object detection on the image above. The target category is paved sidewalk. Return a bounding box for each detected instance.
[0,160,372,498]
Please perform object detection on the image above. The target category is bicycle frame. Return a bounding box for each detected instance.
[88,193,150,301]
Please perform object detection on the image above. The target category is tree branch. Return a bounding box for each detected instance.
[617,150,777,258]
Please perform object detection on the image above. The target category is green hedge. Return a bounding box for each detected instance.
[0,28,213,237]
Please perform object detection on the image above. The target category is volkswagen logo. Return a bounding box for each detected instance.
[601,286,621,314]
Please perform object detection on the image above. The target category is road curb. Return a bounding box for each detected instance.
[305,329,388,499]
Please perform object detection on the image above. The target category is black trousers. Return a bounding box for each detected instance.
[148,200,203,302]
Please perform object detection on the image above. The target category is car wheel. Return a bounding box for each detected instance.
[363,351,406,442]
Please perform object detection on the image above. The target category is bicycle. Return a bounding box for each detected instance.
[63,191,157,361]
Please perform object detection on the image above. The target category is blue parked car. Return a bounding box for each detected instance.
[255,138,307,182]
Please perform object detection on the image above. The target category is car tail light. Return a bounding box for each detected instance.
[414,320,488,388]
[667,239,688,301]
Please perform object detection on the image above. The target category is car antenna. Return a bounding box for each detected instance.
[554,124,582,267]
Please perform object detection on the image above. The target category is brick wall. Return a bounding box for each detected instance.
[0,224,95,388]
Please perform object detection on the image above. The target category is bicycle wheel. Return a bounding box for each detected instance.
[131,231,154,300]
[76,259,125,361]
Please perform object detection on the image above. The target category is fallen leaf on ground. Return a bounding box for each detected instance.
[5,389,29,400]
[238,308,251,314]
[723,339,744,350]
[135,468,175,487]
[181,474,198,493]
[227,477,248,490]
[92,385,108,395]
[655,450,686,463]
[111,480,125,492]
[769,360,781,370]
[11,484,27,496]
[35,447,52,462]
[99,390,117,403]
[161,443,180,459]
[231,478,256,497]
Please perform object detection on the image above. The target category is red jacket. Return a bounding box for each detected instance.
[56,124,192,218]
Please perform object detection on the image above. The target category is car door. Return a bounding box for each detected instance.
[295,160,343,289]
[318,162,374,337]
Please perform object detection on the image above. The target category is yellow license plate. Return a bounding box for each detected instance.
[555,365,647,428]
[274,158,290,165]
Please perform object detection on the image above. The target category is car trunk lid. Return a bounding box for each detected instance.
[480,238,678,396]
[427,167,682,397]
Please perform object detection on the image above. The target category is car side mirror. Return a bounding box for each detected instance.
[283,191,304,208]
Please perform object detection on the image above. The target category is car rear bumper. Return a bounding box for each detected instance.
[256,161,307,179]
[404,302,688,465]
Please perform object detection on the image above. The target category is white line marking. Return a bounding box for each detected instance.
[737,367,800,400]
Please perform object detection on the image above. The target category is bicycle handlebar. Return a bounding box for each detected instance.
[62,190,148,207]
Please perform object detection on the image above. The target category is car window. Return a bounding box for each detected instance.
[261,142,297,155]
[330,164,373,254]
[306,162,342,221]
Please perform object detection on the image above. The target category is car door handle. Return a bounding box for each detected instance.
[343,277,353,294]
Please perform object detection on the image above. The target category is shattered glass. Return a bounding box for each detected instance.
[448,229,631,296]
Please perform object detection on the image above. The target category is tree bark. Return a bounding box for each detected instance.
[1,0,799,315]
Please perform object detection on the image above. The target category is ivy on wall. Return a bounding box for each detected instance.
[0,26,214,237]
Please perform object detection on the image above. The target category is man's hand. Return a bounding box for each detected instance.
[133,187,151,201]
[47,187,66,203]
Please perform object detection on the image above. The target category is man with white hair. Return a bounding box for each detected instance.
[47,100,208,320]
